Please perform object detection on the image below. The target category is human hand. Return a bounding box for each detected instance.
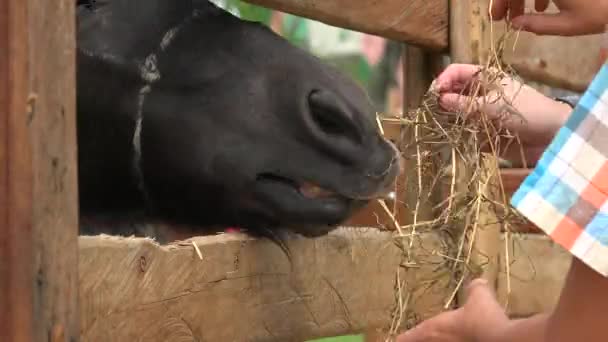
[434,63,571,166]
[490,0,608,36]
[396,279,509,342]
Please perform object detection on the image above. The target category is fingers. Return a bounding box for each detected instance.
[512,12,574,35]
[434,64,481,93]
[464,278,507,321]
[490,0,525,21]
[439,93,497,119]
[395,310,463,342]
[512,12,606,36]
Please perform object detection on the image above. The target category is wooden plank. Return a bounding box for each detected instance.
[0,0,34,341]
[448,0,505,305]
[449,0,488,65]
[469,155,502,282]
[499,2,602,92]
[79,229,453,341]
[399,45,444,228]
[497,234,571,318]
[243,0,449,51]
[500,168,541,234]
[28,0,80,341]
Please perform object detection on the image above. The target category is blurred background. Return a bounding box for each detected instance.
[212,0,406,116]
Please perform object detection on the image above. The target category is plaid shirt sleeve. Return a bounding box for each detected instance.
[511,61,608,277]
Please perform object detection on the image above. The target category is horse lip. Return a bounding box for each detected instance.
[256,173,346,200]
[255,170,399,202]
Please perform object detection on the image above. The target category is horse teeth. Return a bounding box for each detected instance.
[299,182,334,198]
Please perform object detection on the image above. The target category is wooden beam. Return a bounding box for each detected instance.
[28,0,80,340]
[78,229,453,341]
[0,0,34,341]
[449,0,505,303]
[0,0,80,340]
[243,0,449,51]
[497,234,571,318]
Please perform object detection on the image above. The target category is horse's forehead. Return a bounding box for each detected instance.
[76,0,222,62]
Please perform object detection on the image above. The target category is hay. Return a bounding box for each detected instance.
[377,10,532,340]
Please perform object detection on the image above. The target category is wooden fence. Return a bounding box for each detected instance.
[0,0,593,341]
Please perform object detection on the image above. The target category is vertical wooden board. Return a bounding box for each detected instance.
[28,0,80,341]
[0,0,34,341]
[400,46,445,226]
[448,0,504,300]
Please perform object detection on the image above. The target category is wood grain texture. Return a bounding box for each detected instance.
[497,234,571,318]
[469,155,502,283]
[498,1,602,92]
[28,0,80,341]
[79,228,453,341]
[0,0,34,341]
[243,0,449,51]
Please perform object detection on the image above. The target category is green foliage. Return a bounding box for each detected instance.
[220,0,273,24]
[308,335,365,342]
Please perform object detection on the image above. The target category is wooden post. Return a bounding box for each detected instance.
[448,0,502,301]
[1,0,79,341]
[0,1,34,341]
[400,45,446,225]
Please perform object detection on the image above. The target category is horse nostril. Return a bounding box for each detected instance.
[308,90,362,144]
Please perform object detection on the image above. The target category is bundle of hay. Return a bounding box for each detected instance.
[376,16,531,340]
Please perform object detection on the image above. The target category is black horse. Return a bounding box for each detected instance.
[76,0,401,240]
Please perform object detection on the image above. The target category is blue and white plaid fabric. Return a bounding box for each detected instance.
[512,61,608,277]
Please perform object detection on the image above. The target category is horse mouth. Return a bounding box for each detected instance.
[256,173,341,200]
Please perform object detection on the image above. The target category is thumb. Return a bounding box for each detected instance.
[463,279,505,319]
[512,12,587,36]
[439,93,480,114]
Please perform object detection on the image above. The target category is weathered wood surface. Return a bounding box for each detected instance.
[28,0,80,341]
[448,0,599,92]
[0,1,34,341]
[1,0,79,341]
[243,0,449,51]
[497,234,571,318]
[468,155,503,283]
[505,33,601,93]
[79,228,453,341]
[499,2,602,92]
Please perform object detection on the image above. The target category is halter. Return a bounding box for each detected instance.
[132,11,199,203]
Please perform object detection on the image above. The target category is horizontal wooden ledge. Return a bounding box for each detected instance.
[243,0,449,51]
[79,228,452,341]
[78,229,568,340]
